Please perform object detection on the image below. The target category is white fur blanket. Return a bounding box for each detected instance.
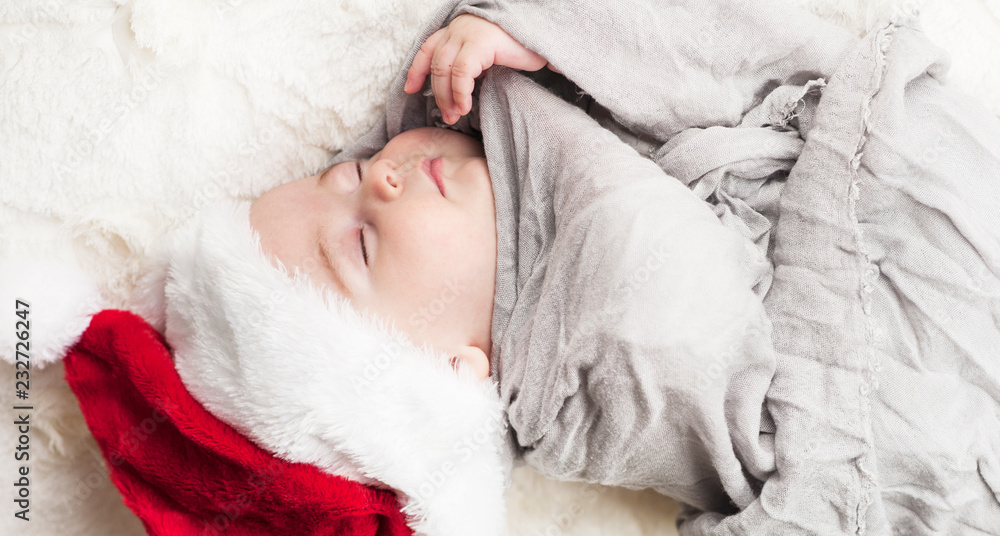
[1,0,997,534]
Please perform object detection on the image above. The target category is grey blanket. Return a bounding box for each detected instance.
[332,1,1000,533]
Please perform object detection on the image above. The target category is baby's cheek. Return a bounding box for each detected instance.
[400,206,467,252]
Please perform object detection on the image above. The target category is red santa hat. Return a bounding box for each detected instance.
[129,199,510,536]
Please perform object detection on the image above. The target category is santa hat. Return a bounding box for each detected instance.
[130,199,510,536]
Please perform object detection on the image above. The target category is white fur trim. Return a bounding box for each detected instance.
[0,256,104,367]
[132,200,508,536]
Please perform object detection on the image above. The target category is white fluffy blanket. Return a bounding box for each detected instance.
[0,0,997,534]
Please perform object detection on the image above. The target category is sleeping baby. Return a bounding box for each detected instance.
[138,9,777,536]
[138,1,1000,535]
[247,126,498,382]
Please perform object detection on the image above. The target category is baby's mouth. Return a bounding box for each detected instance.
[422,157,446,197]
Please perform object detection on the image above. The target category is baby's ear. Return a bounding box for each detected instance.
[453,345,490,381]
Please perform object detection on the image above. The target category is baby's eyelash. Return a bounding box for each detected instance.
[356,160,368,266]
[359,225,369,266]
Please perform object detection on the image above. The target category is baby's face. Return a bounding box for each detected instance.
[250,128,497,379]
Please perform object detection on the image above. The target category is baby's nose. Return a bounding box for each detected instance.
[369,159,404,201]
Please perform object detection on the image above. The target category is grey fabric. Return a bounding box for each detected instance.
[331,1,1000,533]
[477,67,777,515]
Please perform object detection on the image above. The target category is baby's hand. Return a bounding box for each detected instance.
[404,14,553,124]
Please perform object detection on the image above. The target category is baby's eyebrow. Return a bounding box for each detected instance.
[317,236,352,300]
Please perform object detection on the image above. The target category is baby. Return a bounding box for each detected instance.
[134,2,1000,535]
[230,7,769,522]
[249,126,498,381]
[138,7,789,534]
[248,14,551,381]
[138,15,567,536]
[141,3,833,533]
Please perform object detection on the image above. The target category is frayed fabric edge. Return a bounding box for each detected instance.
[847,21,896,536]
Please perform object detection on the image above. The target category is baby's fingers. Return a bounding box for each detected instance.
[429,40,462,124]
[405,29,445,94]
[451,43,488,120]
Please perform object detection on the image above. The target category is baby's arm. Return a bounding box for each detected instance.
[404,14,554,125]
